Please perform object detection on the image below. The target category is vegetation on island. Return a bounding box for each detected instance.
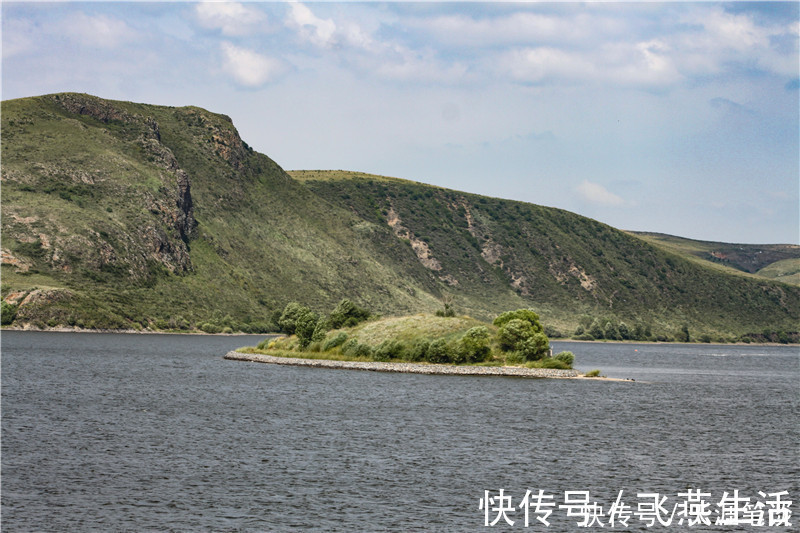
[242,301,576,369]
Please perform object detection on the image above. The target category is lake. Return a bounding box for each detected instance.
[2,331,797,531]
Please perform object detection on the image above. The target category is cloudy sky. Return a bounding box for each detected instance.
[3,1,798,244]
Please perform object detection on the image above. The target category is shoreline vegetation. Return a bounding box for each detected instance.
[224,350,637,381]
[246,303,585,370]
[0,324,793,348]
[226,301,633,379]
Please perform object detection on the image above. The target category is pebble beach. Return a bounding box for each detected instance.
[225,351,582,378]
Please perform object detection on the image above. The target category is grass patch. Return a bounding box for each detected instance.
[237,346,375,363]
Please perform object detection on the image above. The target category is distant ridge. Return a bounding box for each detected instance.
[1,93,797,341]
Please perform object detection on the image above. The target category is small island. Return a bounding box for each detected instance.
[227,300,625,380]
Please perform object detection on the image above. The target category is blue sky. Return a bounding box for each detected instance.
[3,1,798,244]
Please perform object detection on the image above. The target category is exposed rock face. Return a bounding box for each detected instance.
[44,93,198,274]
[137,130,197,244]
[386,205,458,286]
[50,93,135,124]
[1,248,31,272]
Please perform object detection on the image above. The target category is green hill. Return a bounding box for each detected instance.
[2,93,798,342]
[630,232,800,285]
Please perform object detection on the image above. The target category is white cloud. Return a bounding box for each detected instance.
[502,47,595,84]
[195,2,267,37]
[501,41,681,87]
[701,8,770,51]
[286,2,337,48]
[221,42,283,87]
[677,6,799,77]
[60,13,137,49]
[576,180,625,206]
[283,2,465,84]
[284,2,376,51]
[409,11,622,47]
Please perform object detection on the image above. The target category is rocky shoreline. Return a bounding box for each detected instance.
[224,351,583,379]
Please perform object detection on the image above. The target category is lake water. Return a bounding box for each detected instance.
[2,331,797,531]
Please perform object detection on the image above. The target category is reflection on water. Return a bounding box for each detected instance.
[2,332,798,531]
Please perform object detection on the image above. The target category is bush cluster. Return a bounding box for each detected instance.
[275,299,371,348]
[573,317,653,341]
[2,301,18,326]
[258,306,576,368]
[494,309,549,361]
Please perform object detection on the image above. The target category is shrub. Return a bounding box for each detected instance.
[493,309,543,331]
[407,339,430,362]
[354,343,373,358]
[199,322,222,334]
[256,337,273,350]
[1,301,18,326]
[328,299,371,329]
[322,332,348,351]
[497,318,531,351]
[585,369,602,377]
[434,305,456,317]
[527,358,570,369]
[544,325,564,338]
[294,310,320,349]
[374,340,406,361]
[426,339,454,364]
[311,319,329,343]
[517,332,549,361]
[496,319,549,361]
[277,302,311,335]
[504,351,526,365]
[342,340,373,358]
[341,339,359,355]
[553,351,575,367]
[493,309,550,362]
[456,326,492,363]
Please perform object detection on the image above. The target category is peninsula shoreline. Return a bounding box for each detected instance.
[224,351,634,380]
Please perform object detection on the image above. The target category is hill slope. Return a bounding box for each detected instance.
[631,232,800,286]
[1,94,441,330]
[2,94,797,341]
[291,170,799,340]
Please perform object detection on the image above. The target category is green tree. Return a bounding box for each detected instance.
[494,309,550,361]
[588,318,604,339]
[278,302,310,335]
[493,308,544,331]
[456,326,492,363]
[426,339,454,364]
[603,321,620,340]
[328,299,370,329]
[678,324,690,343]
[1,301,17,326]
[554,351,575,367]
[435,295,456,317]
[294,310,320,349]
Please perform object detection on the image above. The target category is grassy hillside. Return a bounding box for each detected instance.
[631,232,800,285]
[2,93,797,342]
[1,94,440,330]
[756,259,800,286]
[292,170,799,341]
